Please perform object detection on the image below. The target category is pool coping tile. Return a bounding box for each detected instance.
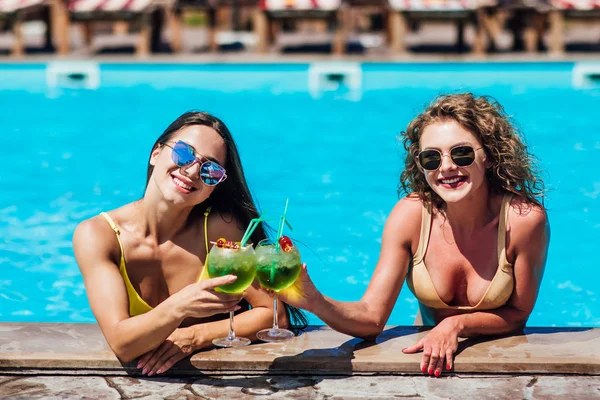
[0,323,598,376]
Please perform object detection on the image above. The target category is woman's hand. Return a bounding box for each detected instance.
[265,264,321,312]
[172,275,243,320]
[402,318,460,377]
[137,327,197,376]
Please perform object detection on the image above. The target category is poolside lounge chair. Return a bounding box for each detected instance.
[167,0,213,52]
[343,0,390,51]
[63,0,175,56]
[547,0,600,53]
[387,0,494,54]
[254,0,346,54]
[170,0,258,53]
[486,0,548,53]
[0,0,65,55]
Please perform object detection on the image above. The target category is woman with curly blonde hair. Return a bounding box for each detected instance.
[276,93,550,377]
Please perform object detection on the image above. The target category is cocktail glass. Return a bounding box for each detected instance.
[255,238,302,342]
[206,242,257,347]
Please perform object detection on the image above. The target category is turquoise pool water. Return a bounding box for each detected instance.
[0,62,598,327]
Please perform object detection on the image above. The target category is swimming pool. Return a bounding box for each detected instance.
[0,62,598,327]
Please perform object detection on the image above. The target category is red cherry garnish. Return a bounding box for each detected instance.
[216,238,227,248]
[278,235,294,252]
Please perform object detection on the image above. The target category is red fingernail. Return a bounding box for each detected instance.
[428,368,433,374]
[446,364,451,370]
[435,370,440,377]
[421,367,426,373]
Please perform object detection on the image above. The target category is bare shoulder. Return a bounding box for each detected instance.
[389,194,423,225]
[384,194,423,247]
[72,213,120,267]
[507,195,550,247]
[73,214,114,245]
[508,196,548,229]
[207,210,245,242]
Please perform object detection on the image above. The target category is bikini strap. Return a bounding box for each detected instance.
[497,193,513,264]
[99,212,125,264]
[413,203,432,264]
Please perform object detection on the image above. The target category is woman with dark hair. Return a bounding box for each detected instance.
[74,111,307,376]
[276,93,549,377]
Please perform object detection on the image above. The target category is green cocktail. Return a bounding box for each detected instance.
[255,237,302,342]
[207,244,257,294]
[206,241,257,347]
[255,244,301,292]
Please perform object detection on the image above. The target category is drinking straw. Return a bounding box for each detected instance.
[270,260,277,284]
[275,199,291,252]
[240,212,268,247]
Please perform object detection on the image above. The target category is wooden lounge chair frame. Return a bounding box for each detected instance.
[254,4,347,54]
[387,3,490,55]
[548,6,600,54]
[59,0,175,56]
[170,0,258,53]
[1,0,66,56]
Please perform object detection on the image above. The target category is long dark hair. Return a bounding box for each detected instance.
[146,111,308,330]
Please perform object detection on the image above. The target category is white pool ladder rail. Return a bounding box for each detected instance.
[572,62,600,89]
[308,62,362,97]
[46,61,100,90]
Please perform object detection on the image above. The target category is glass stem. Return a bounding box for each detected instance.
[272,296,279,330]
[227,311,236,341]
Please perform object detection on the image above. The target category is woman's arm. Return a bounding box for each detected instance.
[193,211,282,342]
[137,213,278,375]
[278,197,422,339]
[403,204,550,376]
[73,217,242,362]
[193,281,281,347]
[137,279,277,375]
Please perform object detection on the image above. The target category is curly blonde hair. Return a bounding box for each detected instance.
[399,93,545,213]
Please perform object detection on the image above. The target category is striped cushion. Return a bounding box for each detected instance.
[550,0,600,8]
[260,0,341,10]
[0,0,46,12]
[68,0,153,12]
[388,0,482,10]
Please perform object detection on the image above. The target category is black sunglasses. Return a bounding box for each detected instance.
[417,145,483,171]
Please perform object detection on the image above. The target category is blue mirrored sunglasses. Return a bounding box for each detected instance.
[162,140,227,186]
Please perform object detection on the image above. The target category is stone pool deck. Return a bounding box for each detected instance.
[0,323,598,399]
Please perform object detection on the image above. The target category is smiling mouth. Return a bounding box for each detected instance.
[172,175,197,193]
[438,176,468,187]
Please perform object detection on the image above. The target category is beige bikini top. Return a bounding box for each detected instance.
[407,194,514,311]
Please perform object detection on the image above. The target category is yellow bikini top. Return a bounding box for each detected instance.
[100,207,211,316]
[407,194,515,316]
